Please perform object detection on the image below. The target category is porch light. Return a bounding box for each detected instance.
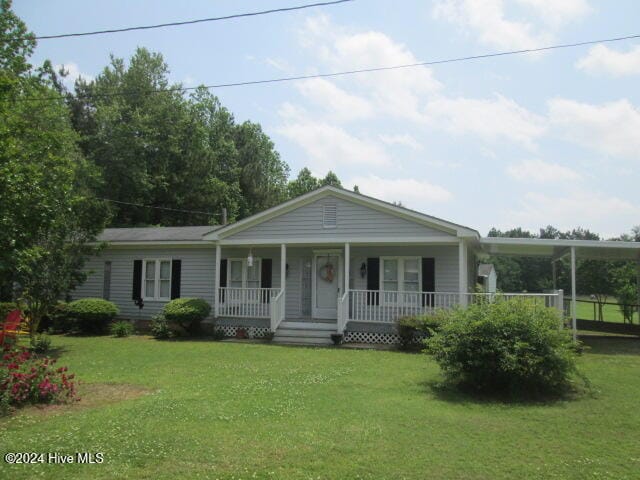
[247,249,254,267]
[360,262,367,278]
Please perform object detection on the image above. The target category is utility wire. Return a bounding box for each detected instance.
[14,32,640,103]
[33,0,353,40]
[97,197,220,217]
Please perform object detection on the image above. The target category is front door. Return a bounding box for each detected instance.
[312,252,342,319]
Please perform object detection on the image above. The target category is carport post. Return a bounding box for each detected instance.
[570,246,577,341]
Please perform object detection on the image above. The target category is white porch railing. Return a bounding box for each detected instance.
[270,289,286,332]
[218,287,280,318]
[348,290,564,324]
[337,291,349,334]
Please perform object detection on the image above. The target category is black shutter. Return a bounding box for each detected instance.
[219,259,227,303]
[171,260,181,299]
[366,257,380,306]
[261,259,272,303]
[132,260,142,300]
[421,258,435,306]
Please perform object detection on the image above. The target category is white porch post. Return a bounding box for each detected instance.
[344,243,350,296]
[214,244,221,318]
[280,243,286,305]
[458,239,467,307]
[570,246,577,341]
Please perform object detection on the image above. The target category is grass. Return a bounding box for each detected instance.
[574,296,639,324]
[2,336,640,479]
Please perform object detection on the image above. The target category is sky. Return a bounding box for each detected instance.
[14,0,640,238]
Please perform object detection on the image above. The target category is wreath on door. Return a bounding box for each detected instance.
[319,258,335,283]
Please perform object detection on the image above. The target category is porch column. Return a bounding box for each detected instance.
[458,239,467,307]
[344,243,350,296]
[570,246,577,341]
[214,244,221,318]
[280,243,286,298]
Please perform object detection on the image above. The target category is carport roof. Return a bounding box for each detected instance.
[480,237,640,261]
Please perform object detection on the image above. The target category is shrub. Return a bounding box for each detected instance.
[110,321,134,338]
[46,301,73,333]
[211,329,225,341]
[0,345,78,415]
[424,298,581,397]
[616,284,637,324]
[66,298,119,334]
[29,334,51,353]
[396,311,448,351]
[150,315,172,340]
[162,298,211,335]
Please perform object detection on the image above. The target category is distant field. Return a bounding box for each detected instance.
[573,296,639,324]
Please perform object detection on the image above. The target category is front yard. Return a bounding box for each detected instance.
[1,335,640,479]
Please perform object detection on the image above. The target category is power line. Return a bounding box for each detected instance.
[97,197,221,217]
[33,0,354,40]
[14,32,640,103]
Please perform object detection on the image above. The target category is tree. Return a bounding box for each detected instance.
[0,0,108,329]
[287,168,319,198]
[320,171,342,188]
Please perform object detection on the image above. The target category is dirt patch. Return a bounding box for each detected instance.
[11,383,154,418]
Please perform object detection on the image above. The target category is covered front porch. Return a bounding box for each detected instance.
[212,239,564,335]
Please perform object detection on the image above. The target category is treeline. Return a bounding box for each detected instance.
[487,226,640,318]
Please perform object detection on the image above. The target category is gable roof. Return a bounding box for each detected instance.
[98,225,220,243]
[204,186,479,241]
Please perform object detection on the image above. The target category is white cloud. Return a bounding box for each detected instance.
[506,189,640,235]
[55,62,93,89]
[507,159,581,183]
[348,174,453,205]
[548,98,640,158]
[276,103,390,169]
[265,57,295,74]
[299,15,441,122]
[432,0,590,51]
[424,94,546,147]
[378,133,423,150]
[295,78,374,121]
[576,44,640,77]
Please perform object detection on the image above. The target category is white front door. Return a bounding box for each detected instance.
[312,253,342,319]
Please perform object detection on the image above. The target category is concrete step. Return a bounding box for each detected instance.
[279,321,337,331]
[275,328,333,338]
[272,336,334,346]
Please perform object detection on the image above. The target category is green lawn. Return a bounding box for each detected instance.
[573,296,639,323]
[2,336,640,479]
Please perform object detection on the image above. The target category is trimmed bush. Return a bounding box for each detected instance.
[110,321,134,338]
[66,298,119,334]
[150,315,172,339]
[162,298,211,335]
[424,298,581,397]
[396,311,448,351]
[46,302,73,333]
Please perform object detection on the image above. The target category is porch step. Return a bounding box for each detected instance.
[273,321,337,346]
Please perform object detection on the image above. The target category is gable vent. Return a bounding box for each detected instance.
[322,204,337,228]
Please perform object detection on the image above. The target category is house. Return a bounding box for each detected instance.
[477,264,497,293]
[73,186,640,344]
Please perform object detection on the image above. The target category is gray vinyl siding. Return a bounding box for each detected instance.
[227,195,454,240]
[71,246,216,320]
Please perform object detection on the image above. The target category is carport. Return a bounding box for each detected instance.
[479,237,640,339]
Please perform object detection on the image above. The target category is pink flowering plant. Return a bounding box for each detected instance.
[0,344,78,414]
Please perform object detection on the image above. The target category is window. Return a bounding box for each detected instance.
[226,258,262,288]
[322,204,337,228]
[380,257,422,293]
[103,261,111,300]
[142,259,172,300]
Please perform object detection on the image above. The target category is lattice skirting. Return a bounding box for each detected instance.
[343,330,400,345]
[215,325,271,339]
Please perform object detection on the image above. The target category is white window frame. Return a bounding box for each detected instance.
[142,258,172,301]
[226,258,262,289]
[379,256,422,305]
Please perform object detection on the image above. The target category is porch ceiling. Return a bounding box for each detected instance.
[480,237,640,261]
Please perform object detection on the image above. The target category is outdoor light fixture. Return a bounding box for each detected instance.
[247,249,254,267]
[360,262,367,278]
